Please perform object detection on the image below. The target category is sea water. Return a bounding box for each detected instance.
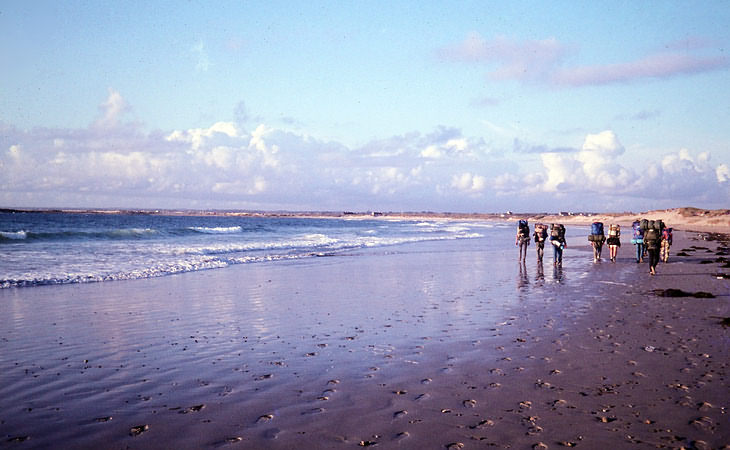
[0,211,518,288]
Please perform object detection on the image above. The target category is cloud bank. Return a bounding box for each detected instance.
[1,91,728,212]
[439,33,730,87]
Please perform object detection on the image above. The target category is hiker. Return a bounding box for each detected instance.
[661,227,673,262]
[644,223,662,275]
[533,223,548,262]
[550,223,567,266]
[631,220,645,263]
[607,224,621,262]
[588,222,605,262]
[515,219,530,261]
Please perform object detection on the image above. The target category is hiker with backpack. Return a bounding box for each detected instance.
[588,222,605,262]
[533,224,548,262]
[607,224,621,262]
[515,219,530,262]
[661,227,673,262]
[550,223,567,266]
[642,220,663,275]
[631,220,645,263]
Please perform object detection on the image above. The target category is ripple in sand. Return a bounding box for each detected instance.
[689,416,715,431]
[129,425,149,436]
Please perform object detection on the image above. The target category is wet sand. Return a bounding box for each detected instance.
[1,231,728,449]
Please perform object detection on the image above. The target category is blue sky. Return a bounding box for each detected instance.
[1,1,728,212]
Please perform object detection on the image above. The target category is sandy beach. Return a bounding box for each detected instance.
[1,229,728,449]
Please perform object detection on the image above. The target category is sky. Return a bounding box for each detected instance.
[1,1,729,213]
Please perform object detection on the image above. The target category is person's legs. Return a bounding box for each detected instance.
[519,240,527,261]
[648,249,659,274]
[661,240,670,262]
[537,243,544,261]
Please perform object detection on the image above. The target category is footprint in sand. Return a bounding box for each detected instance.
[415,393,430,402]
[469,419,495,429]
[393,410,408,419]
[463,399,477,408]
[690,416,715,431]
[129,425,149,436]
[256,414,274,423]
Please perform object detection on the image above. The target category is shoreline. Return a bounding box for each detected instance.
[0,231,728,448]
[2,206,728,234]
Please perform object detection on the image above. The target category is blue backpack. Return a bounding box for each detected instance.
[591,222,604,235]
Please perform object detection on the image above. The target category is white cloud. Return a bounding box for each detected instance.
[94,89,129,129]
[451,172,487,194]
[717,164,729,184]
[1,92,728,212]
[191,41,211,72]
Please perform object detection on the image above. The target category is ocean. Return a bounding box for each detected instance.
[0,211,513,288]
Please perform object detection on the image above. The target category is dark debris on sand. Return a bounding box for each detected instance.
[652,289,716,298]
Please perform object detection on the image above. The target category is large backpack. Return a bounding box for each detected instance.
[632,221,643,239]
[551,223,565,239]
[645,228,658,242]
[640,218,649,231]
[518,219,529,237]
[534,224,548,242]
[609,224,620,237]
[591,222,604,236]
[662,228,673,240]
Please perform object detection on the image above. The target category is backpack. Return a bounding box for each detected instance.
[640,219,649,230]
[645,228,658,242]
[655,219,665,231]
[534,224,548,242]
[662,228,673,240]
[591,222,604,236]
[632,221,643,239]
[518,219,529,237]
[550,223,565,239]
[609,224,620,237]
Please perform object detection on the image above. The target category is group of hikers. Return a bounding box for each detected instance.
[515,218,673,275]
